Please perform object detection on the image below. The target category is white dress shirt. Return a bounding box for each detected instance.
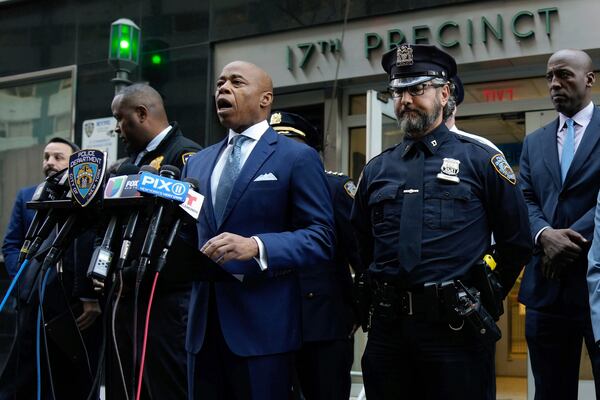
[210,120,270,270]
[556,101,594,163]
[134,125,171,165]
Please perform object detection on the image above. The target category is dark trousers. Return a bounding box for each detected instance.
[0,299,99,400]
[294,338,353,400]
[107,289,189,400]
[361,315,495,400]
[187,289,292,400]
[526,307,600,400]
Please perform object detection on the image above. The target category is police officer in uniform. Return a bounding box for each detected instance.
[108,83,202,400]
[351,44,532,399]
[269,111,361,400]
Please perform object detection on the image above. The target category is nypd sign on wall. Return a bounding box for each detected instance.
[82,117,118,167]
[137,172,190,203]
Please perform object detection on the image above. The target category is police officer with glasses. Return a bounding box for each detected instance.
[351,44,532,400]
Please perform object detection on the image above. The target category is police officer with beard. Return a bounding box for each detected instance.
[351,44,532,399]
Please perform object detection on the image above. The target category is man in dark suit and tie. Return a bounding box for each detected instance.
[182,61,335,400]
[519,48,600,399]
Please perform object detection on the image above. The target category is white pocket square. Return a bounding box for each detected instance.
[254,173,277,182]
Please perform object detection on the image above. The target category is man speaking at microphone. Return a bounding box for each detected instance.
[182,61,334,399]
[109,83,201,400]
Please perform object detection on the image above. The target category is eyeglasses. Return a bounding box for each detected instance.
[388,82,445,98]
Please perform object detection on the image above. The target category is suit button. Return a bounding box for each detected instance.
[306,292,315,299]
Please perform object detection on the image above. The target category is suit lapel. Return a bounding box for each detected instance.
[563,107,600,189]
[541,119,562,191]
[218,128,277,227]
[201,139,228,233]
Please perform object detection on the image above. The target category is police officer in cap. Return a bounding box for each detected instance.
[269,111,361,400]
[351,44,532,399]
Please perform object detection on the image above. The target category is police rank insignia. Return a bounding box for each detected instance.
[437,158,461,183]
[396,44,414,66]
[270,112,282,125]
[150,155,164,170]
[344,180,357,199]
[181,152,195,165]
[491,154,516,185]
[68,149,107,207]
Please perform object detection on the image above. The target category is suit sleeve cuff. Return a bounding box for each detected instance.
[535,226,551,245]
[251,236,268,271]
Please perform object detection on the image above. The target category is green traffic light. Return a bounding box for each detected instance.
[151,54,162,65]
[120,40,130,50]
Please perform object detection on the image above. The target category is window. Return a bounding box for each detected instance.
[0,68,75,255]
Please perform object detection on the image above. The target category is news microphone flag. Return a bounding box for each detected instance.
[137,172,190,202]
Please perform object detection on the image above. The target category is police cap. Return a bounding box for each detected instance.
[451,75,464,105]
[269,111,322,150]
[382,44,457,88]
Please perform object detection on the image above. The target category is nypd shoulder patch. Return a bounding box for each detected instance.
[344,180,357,198]
[491,153,516,185]
[181,152,196,165]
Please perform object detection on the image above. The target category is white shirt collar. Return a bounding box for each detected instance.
[145,125,172,152]
[559,101,594,130]
[226,120,269,144]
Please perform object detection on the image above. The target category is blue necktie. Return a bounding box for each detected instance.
[561,118,575,182]
[214,134,251,224]
[398,141,425,273]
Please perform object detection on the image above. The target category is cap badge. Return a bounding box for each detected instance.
[396,44,414,67]
[437,158,461,183]
[270,112,282,125]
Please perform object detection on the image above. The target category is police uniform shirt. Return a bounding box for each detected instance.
[352,122,531,290]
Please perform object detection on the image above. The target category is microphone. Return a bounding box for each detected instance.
[153,177,200,273]
[22,173,72,263]
[18,169,70,264]
[136,165,182,283]
[88,164,141,280]
[114,165,157,272]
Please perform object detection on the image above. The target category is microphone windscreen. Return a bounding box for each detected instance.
[139,165,158,175]
[116,163,140,176]
[183,177,200,191]
[160,165,181,179]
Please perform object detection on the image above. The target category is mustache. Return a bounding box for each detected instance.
[398,107,425,117]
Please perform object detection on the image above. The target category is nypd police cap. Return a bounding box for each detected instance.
[451,75,464,105]
[382,44,457,88]
[269,111,322,150]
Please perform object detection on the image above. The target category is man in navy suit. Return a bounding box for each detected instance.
[2,137,75,278]
[519,49,600,399]
[182,61,335,400]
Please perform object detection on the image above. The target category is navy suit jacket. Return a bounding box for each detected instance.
[182,127,335,357]
[298,173,360,342]
[2,185,36,277]
[519,106,600,310]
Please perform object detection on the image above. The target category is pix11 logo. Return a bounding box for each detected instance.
[137,172,189,203]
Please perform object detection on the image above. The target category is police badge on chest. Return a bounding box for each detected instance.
[437,158,461,183]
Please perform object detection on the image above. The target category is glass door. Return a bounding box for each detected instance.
[366,90,399,161]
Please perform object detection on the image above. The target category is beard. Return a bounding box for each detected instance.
[397,97,442,138]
